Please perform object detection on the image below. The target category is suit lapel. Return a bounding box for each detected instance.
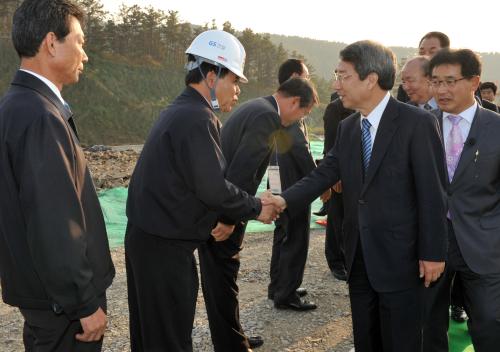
[12,70,79,142]
[362,98,399,195]
[347,112,364,189]
[451,107,490,185]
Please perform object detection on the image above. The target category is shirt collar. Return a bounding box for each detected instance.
[271,95,281,116]
[19,69,66,105]
[360,92,391,129]
[442,102,478,125]
[419,97,438,110]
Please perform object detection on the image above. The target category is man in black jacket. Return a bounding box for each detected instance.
[198,77,319,351]
[322,93,354,280]
[0,1,115,351]
[125,30,278,352]
[264,41,447,352]
[267,59,318,311]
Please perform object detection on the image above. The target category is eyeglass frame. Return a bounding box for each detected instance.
[429,76,477,89]
[332,72,353,83]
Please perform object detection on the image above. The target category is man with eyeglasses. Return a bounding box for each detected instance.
[427,48,500,352]
[263,41,447,352]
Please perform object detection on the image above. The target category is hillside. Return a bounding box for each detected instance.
[269,34,500,82]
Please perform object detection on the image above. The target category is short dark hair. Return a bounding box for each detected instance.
[429,49,482,78]
[419,31,450,49]
[277,77,319,108]
[340,40,396,90]
[12,0,85,58]
[278,59,305,85]
[480,81,497,95]
[185,55,230,85]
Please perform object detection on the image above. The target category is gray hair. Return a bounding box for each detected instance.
[340,40,397,90]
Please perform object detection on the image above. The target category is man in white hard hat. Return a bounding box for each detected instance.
[125,30,279,352]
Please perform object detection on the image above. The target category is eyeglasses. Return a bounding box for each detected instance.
[332,72,352,83]
[430,77,469,89]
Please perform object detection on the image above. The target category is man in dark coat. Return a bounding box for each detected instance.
[322,93,355,280]
[427,48,500,352]
[0,1,115,351]
[125,30,278,352]
[264,41,448,352]
[198,77,319,351]
[267,59,318,311]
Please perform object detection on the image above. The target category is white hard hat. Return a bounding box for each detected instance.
[185,30,248,83]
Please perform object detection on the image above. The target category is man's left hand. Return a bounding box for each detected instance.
[419,260,445,288]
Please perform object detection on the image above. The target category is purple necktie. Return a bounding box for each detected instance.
[446,115,463,182]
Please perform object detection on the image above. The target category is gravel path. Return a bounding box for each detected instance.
[0,229,354,351]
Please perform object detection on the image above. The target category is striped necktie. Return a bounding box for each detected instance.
[424,103,432,111]
[361,118,372,175]
[446,115,463,181]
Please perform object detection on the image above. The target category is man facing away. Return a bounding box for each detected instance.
[267,59,319,311]
[264,40,448,352]
[0,1,115,351]
[198,77,318,351]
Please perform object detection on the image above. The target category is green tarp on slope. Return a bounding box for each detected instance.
[99,141,326,247]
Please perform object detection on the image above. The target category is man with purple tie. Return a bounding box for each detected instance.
[429,48,500,352]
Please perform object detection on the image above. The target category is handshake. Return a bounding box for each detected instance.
[256,191,287,224]
[210,192,287,242]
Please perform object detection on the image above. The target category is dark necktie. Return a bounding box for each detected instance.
[361,118,372,175]
[64,102,79,139]
[424,103,433,111]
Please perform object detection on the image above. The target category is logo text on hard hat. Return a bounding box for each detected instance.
[208,41,226,50]
[217,56,228,62]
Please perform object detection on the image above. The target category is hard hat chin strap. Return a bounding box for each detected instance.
[194,57,222,112]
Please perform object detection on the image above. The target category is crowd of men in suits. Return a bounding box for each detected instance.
[0,1,499,352]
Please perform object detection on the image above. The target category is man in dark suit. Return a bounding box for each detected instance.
[428,48,500,352]
[267,59,318,311]
[397,31,450,103]
[198,78,318,351]
[0,1,115,351]
[264,40,448,352]
[322,93,354,280]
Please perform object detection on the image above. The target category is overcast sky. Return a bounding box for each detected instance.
[101,0,500,54]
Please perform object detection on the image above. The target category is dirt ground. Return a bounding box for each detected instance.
[0,147,355,351]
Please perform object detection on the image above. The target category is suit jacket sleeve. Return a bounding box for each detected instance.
[182,118,261,223]
[283,122,343,215]
[411,114,448,261]
[21,111,100,319]
[225,112,278,192]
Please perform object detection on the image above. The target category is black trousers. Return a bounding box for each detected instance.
[324,191,345,272]
[198,223,250,352]
[425,221,500,352]
[349,244,423,352]
[20,295,106,352]
[268,207,310,303]
[125,223,199,352]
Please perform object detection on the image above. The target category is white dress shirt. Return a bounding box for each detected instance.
[360,92,391,147]
[442,102,478,149]
[19,69,66,105]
